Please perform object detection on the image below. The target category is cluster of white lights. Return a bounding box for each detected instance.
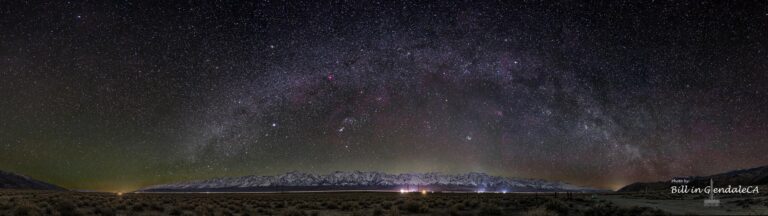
[399,189,508,194]
[477,190,510,194]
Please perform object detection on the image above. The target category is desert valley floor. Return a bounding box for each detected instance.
[2,189,768,215]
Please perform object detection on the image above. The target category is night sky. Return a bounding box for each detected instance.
[1,1,767,192]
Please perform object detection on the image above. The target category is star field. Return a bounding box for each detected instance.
[1,1,767,192]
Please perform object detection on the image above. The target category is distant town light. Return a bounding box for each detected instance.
[421,190,427,195]
[400,189,406,194]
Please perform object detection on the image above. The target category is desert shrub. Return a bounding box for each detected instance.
[372,206,385,216]
[526,206,558,216]
[730,198,761,209]
[341,201,359,211]
[13,202,41,216]
[402,201,428,213]
[544,199,569,215]
[448,205,463,216]
[431,199,446,208]
[389,206,400,216]
[194,205,209,215]
[255,201,271,208]
[180,204,195,211]
[219,208,233,215]
[168,206,183,215]
[462,200,479,209]
[132,204,145,212]
[325,202,339,209]
[0,201,12,210]
[280,207,306,216]
[181,211,197,216]
[478,204,503,215]
[257,207,274,215]
[623,206,669,216]
[381,201,393,209]
[394,199,404,205]
[418,202,430,213]
[451,203,465,211]
[296,201,312,209]
[35,201,48,209]
[584,202,669,216]
[584,203,617,216]
[95,207,116,216]
[76,200,88,208]
[149,203,165,211]
[229,204,240,211]
[55,200,78,216]
[41,206,54,215]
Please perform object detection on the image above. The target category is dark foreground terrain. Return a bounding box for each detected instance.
[0,189,671,216]
[603,191,768,215]
[7,190,767,216]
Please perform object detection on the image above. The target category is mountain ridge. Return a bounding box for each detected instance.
[137,171,606,193]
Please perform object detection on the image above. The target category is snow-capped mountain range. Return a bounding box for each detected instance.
[138,171,604,192]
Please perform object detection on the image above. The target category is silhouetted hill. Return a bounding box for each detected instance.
[0,170,66,190]
[618,165,768,192]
